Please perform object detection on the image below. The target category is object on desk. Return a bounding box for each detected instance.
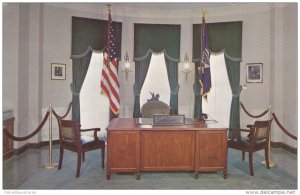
[196,113,208,122]
[153,114,185,125]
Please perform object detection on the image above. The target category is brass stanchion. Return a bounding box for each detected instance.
[261,105,277,168]
[43,104,58,169]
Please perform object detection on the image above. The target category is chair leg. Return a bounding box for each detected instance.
[58,146,64,170]
[242,150,245,161]
[82,152,85,162]
[249,152,254,176]
[101,147,105,169]
[265,147,270,169]
[76,152,81,177]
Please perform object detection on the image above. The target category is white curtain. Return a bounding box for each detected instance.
[203,53,231,127]
[140,53,170,106]
[80,51,109,140]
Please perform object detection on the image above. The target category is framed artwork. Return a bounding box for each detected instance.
[51,63,66,80]
[246,63,263,83]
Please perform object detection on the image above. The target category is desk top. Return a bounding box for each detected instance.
[106,118,227,131]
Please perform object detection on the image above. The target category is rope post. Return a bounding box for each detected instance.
[43,104,58,169]
[261,105,277,168]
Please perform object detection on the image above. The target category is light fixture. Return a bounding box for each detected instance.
[182,53,191,82]
[123,52,131,82]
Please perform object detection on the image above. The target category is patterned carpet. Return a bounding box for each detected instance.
[3,145,297,190]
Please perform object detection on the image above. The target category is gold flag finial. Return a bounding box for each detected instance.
[107,4,112,13]
[201,8,207,18]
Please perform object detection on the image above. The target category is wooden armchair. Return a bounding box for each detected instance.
[227,119,273,176]
[57,119,105,177]
[141,100,171,118]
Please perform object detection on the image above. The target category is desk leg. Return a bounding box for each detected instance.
[106,171,110,180]
[223,170,227,179]
[194,172,198,179]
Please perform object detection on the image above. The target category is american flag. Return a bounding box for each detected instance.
[199,16,211,100]
[101,8,120,115]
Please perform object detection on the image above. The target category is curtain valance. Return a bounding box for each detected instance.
[71,16,122,58]
[134,23,180,59]
[134,49,180,63]
[193,21,242,61]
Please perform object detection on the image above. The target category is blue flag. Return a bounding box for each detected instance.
[199,16,211,100]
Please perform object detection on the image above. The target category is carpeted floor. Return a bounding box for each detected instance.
[2,145,297,190]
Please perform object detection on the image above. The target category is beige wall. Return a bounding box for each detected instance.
[2,3,297,148]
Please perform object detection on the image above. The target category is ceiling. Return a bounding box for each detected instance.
[46,2,286,18]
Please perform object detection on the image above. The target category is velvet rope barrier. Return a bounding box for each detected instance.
[272,112,297,140]
[240,102,269,118]
[56,101,72,119]
[3,111,50,141]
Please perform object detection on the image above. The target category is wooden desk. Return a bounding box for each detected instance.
[106,118,228,180]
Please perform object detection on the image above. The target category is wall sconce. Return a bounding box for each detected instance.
[122,52,132,82]
[182,53,191,82]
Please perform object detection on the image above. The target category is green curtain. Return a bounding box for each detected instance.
[72,16,122,58]
[134,23,180,59]
[193,61,202,119]
[133,52,152,118]
[134,24,180,117]
[71,17,122,121]
[70,48,93,122]
[225,58,242,131]
[164,55,179,114]
[193,21,242,129]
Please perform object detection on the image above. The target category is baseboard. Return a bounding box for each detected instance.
[4,140,296,160]
[7,140,60,158]
[271,141,297,154]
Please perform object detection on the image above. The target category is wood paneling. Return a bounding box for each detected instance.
[141,131,195,171]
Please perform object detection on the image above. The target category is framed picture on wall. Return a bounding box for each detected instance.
[51,63,66,80]
[246,63,263,83]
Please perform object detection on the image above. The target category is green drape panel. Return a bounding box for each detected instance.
[164,55,179,114]
[71,16,122,121]
[72,16,122,58]
[133,53,152,118]
[193,21,242,59]
[193,61,202,118]
[70,48,93,122]
[193,21,242,128]
[225,58,242,131]
[134,24,180,59]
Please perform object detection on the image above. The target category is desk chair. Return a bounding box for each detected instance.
[57,119,105,177]
[141,100,171,118]
[227,119,273,176]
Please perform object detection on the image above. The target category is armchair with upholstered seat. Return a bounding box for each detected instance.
[227,119,273,176]
[57,119,105,177]
[141,100,171,118]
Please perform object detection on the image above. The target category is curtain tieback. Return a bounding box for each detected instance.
[171,85,179,95]
[232,85,243,98]
[70,83,80,96]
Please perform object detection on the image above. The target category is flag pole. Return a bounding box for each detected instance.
[107,4,111,14]
[201,8,207,18]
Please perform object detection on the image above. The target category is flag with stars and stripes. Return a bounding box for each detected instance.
[101,9,120,115]
[199,16,211,100]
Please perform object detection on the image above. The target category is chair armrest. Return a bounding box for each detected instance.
[228,128,251,133]
[80,128,101,140]
[228,128,251,141]
[80,128,101,132]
